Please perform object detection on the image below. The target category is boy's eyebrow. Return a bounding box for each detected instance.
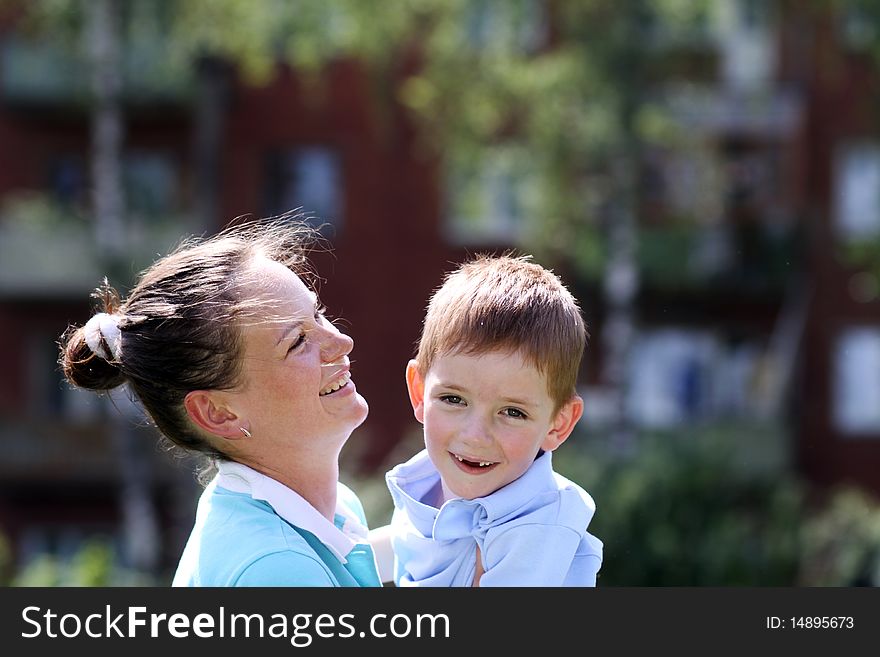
[437,382,468,393]
[437,382,538,408]
[499,396,538,408]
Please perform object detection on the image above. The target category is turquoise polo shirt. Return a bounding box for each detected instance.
[172,461,381,587]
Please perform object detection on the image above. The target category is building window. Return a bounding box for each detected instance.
[715,0,776,91]
[264,147,344,236]
[839,3,878,50]
[48,154,88,211]
[626,329,717,428]
[648,146,726,222]
[833,327,880,436]
[123,151,180,222]
[46,150,182,223]
[444,145,529,245]
[25,332,102,422]
[833,142,880,242]
[463,0,547,54]
[625,328,766,428]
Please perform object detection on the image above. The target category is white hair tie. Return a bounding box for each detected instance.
[83,312,122,361]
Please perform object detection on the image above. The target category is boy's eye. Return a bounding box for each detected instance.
[439,394,464,405]
[502,407,527,419]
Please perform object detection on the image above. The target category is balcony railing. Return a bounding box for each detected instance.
[0,36,193,108]
[0,200,192,297]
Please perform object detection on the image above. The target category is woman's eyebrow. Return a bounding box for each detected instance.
[275,298,322,346]
[275,320,305,346]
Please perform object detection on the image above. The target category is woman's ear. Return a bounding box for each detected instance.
[541,395,584,452]
[405,359,426,424]
[183,390,245,440]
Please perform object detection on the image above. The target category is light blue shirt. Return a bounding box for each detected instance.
[385,449,603,587]
[172,461,381,587]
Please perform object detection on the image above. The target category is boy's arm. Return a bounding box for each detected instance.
[367,524,395,585]
[472,546,484,587]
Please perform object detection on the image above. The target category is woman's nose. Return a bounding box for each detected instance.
[320,323,354,363]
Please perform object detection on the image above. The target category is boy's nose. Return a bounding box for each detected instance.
[459,417,493,447]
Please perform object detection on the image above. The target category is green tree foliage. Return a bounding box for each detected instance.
[1,537,157,586]
[6,0,714,271]
[553,429,880,586]
[799,487,880,586]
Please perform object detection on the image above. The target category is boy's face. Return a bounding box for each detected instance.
[406,348,583,502]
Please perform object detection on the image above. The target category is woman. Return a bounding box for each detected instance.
[59,217,381,586]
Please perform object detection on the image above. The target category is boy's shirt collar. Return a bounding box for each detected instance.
[387,448,555,509]
[385,450,572,539]
[386,448,595,540]
[216,460,368,564]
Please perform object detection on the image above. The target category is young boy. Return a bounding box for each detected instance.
[383,254,603,586]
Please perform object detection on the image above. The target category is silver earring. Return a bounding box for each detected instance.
[240,427,252,438]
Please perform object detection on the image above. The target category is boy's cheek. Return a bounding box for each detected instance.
[421,411,446,436]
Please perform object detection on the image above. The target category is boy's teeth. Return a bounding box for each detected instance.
[454,454,494,467]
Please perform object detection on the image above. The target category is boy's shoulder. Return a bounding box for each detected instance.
[385,449,440,500]
[470,453,594,527]
[551,468,597,514]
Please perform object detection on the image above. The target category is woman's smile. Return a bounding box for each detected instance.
[319,371,352,396]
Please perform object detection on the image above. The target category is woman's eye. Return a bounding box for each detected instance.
[439,395,463,405]
[287,333,307,354]
[503,408,527,419]
[315,305,327,322]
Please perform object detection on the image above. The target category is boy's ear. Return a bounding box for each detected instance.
[405,359,426,424]
[183,390,246,440]
[541,394,584,452]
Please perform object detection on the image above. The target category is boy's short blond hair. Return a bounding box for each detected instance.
[415,254,587,412]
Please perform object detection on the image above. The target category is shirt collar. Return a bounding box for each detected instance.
[216,460,367,564]
[386,449,564,535]
[387,449,557,510]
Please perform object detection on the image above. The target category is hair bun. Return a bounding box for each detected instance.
[59,323,126,392]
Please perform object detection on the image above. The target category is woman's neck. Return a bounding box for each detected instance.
[236,452,340,521]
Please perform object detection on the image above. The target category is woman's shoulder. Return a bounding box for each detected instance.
[184,487,339,586]
[202,486,320,546]
[233,550,337,586]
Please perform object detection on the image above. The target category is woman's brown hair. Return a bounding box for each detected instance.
[59,216,322,461]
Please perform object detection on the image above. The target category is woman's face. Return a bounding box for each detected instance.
[230,257,368,455]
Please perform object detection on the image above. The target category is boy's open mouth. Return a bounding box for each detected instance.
[451,452,498,473]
